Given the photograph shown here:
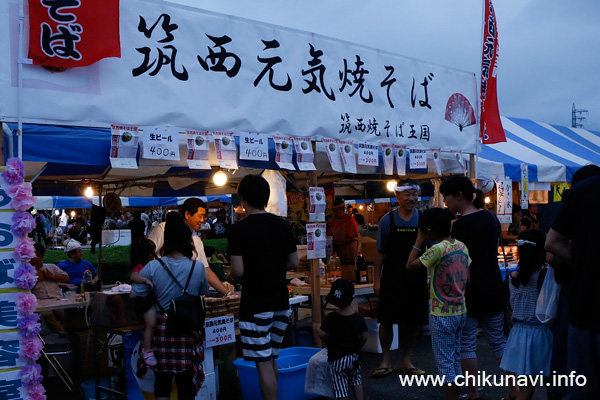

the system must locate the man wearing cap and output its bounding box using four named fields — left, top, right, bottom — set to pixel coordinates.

left=57, top=240, right=99, bottom=286
left=372, top=179, right=428, bottom=376
left=148, top=198, right=234, bottom=297
left=31, top=242, right=70, bottom=333
left=328, top=199, right=359, bottom=264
